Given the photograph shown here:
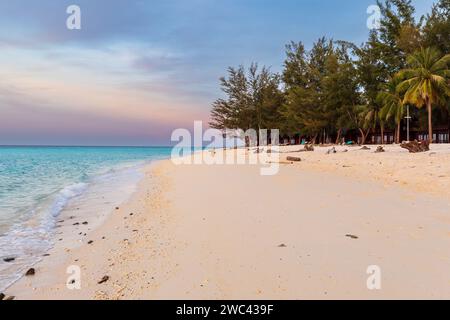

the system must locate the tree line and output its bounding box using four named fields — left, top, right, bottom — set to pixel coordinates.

left=210, top=0, right=450, bottom=144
